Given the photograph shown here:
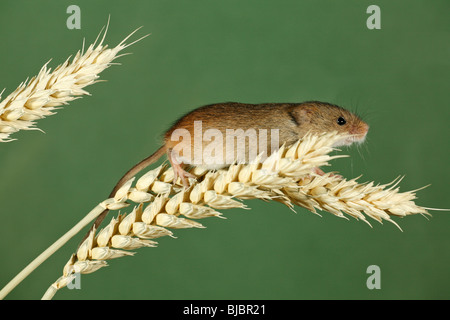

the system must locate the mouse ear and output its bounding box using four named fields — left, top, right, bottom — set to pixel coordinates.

left=289, top=105, right=314, bottom=126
